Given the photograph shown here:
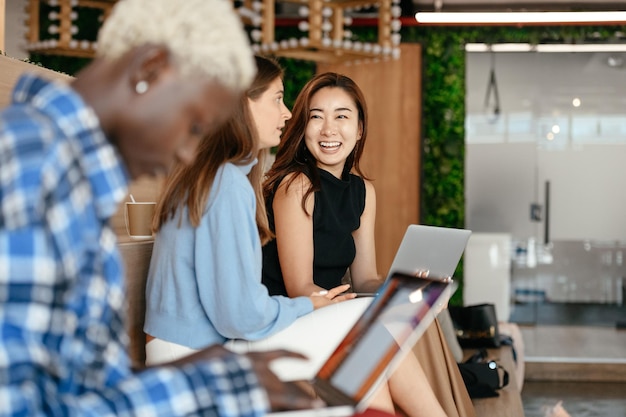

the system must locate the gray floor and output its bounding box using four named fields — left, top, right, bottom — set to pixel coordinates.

left=522, top=381, right=626, bottom=417
left=517, top=325, right=626, bottom=416
left=511, top=255, right=626, bottom=416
